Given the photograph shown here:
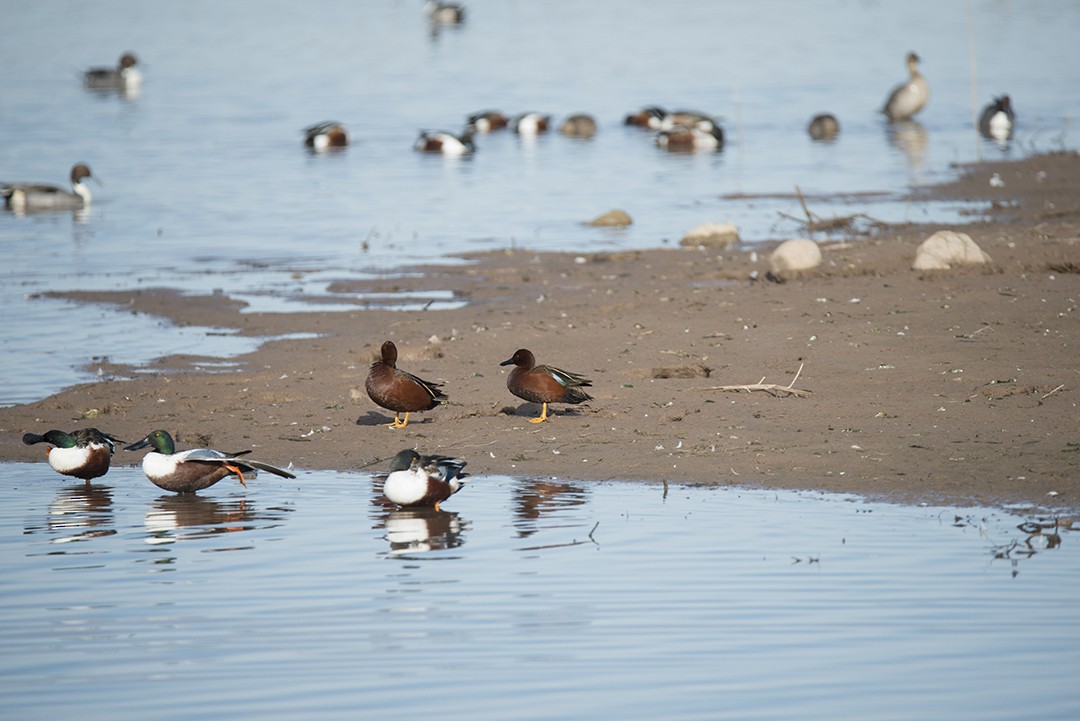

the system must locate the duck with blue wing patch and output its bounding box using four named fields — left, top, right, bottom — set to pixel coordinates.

left=125, top=430, right=296, bottom=494
left=501, top=348, right=593, bottom=423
